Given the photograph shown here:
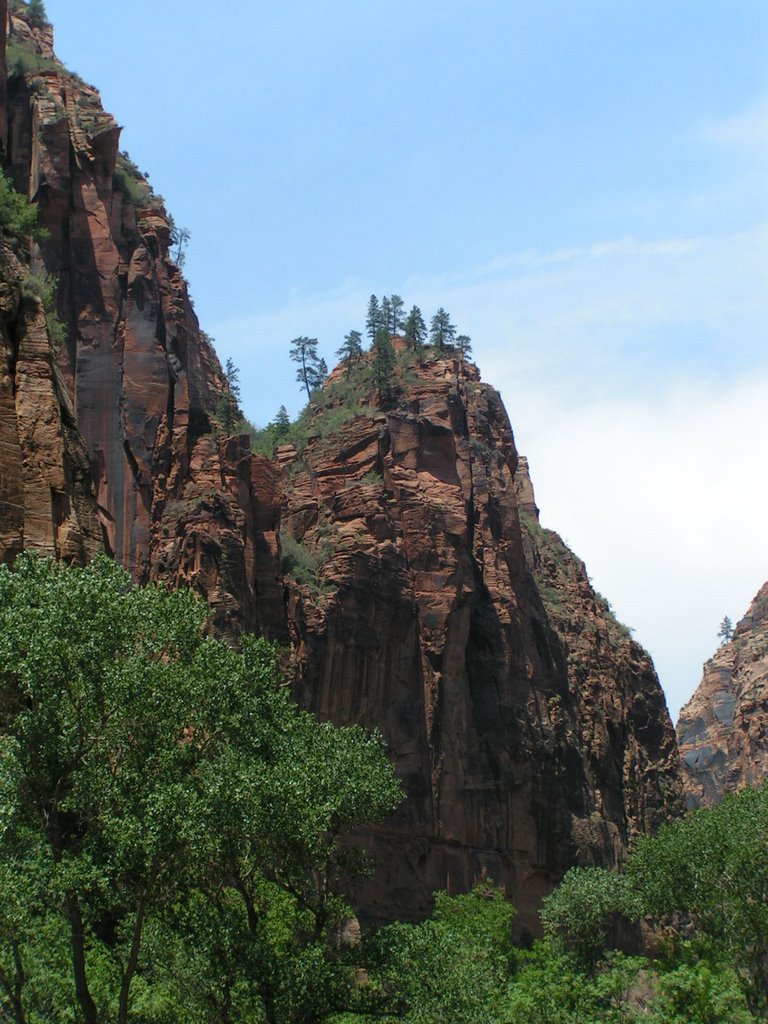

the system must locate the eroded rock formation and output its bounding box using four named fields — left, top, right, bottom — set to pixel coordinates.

left=677, top=584, right=768, bottom=808
left=0, top=6, right=683, bottom=931
left=279, top=357, right=682, bottom=929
